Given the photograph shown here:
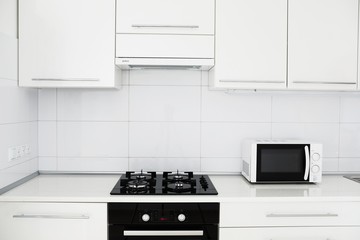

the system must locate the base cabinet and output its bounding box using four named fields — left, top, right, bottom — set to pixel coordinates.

left=0, top=202, right=107, bottom=240
left=220, top=227, right=360, bottom=240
